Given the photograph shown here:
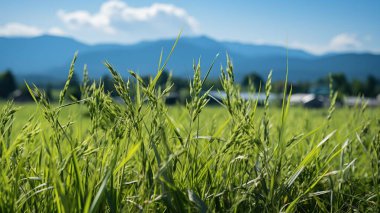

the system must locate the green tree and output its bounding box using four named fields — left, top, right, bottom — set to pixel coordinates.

left=351, top=79, right=364, bottom=96
left=331, top=73, right=351, bottom=95
left=241, top=72, right=264, bottom=91
left=0, top=70, right=17, bottom=99
left=292, top=81, right=311, bottom=93
left=365, top=75, right=379, bottom=97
